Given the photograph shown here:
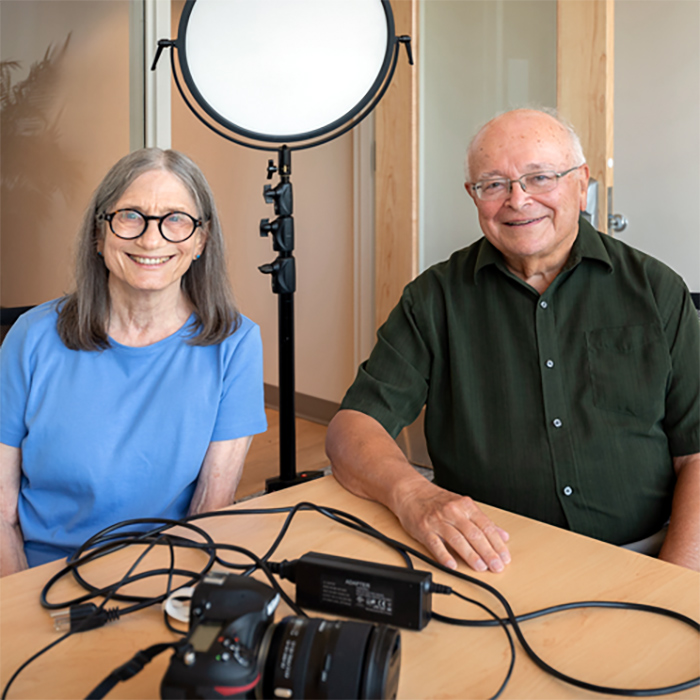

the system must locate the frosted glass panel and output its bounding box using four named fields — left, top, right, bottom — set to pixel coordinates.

left=0, top=1, right=132, bottom=306
left=419, top=0, right=556, bottom=271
